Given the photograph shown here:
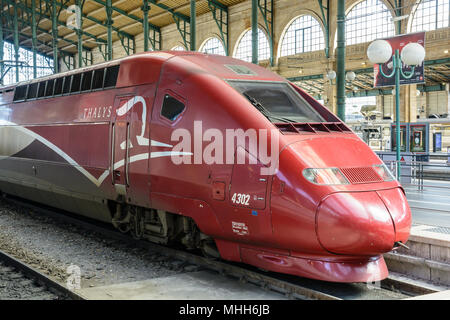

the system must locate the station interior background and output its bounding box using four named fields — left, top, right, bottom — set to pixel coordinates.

left=1, top=0, right=449, bottom=153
